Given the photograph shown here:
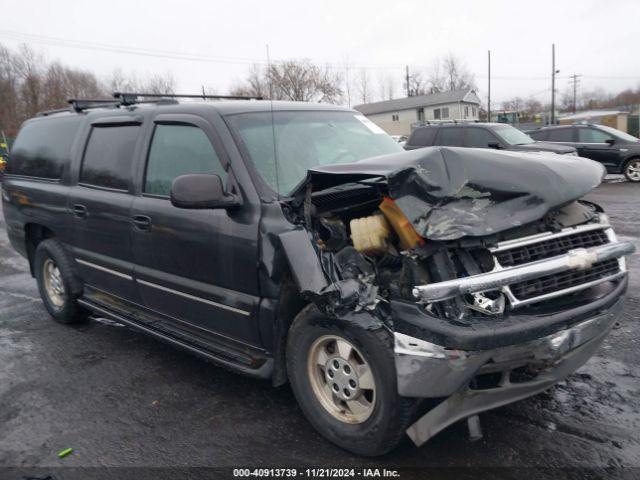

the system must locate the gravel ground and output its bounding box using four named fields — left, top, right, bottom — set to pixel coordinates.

left=0, top=179, right=638, bottom=479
